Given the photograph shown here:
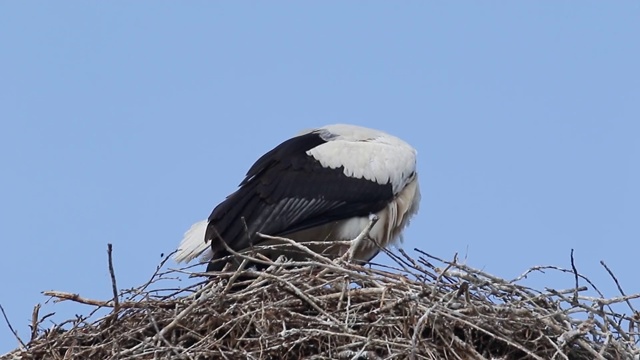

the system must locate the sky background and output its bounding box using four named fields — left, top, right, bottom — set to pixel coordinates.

left=1, top=2, right=639, bottom=353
